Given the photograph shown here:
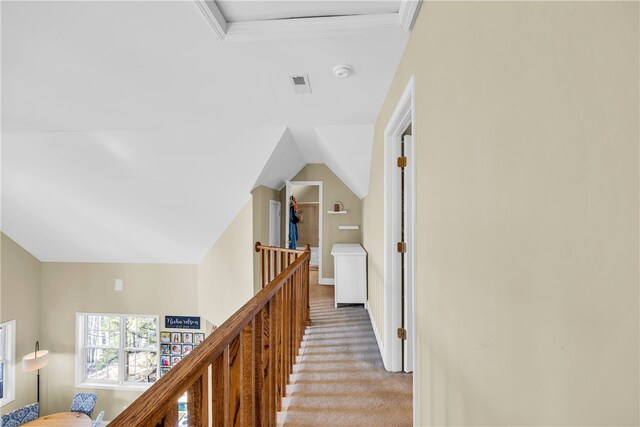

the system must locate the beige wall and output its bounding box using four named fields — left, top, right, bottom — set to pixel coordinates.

left=251, top=186, right=281, bottom=292
left=292, top=185, right=319, bottom=203
left=281, top=164, right=362, bottom=279
left=297, top=204, right=319, bottom=248
left=0, top=234, right=41, bottom=413
left=198, top=198, right=254, bottom=325
left=364, top=2, right=639, bottom=425
left=39, top=261, right=198, bottom=418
